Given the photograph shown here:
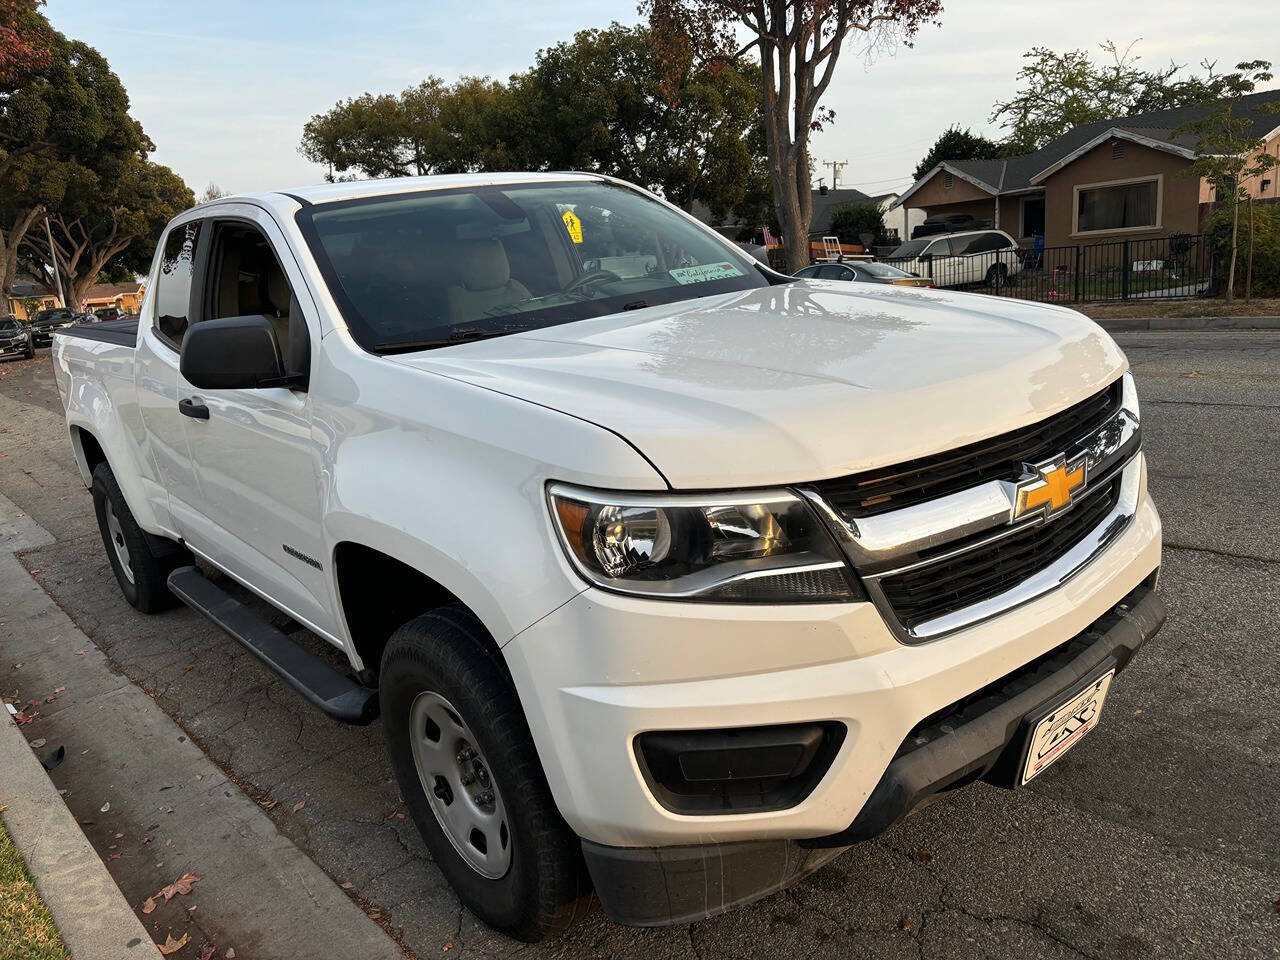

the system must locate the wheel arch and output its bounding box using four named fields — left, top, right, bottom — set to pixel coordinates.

left=331, top=540, right=512, bottom=682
